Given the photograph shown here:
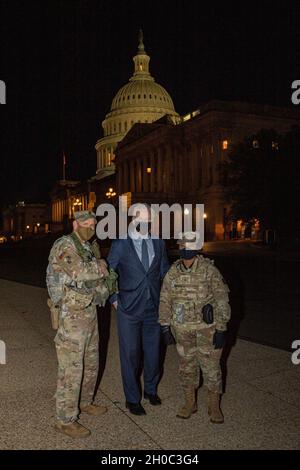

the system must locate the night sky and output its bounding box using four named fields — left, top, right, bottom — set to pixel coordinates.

left=0, top=0, right=299, bottom=206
